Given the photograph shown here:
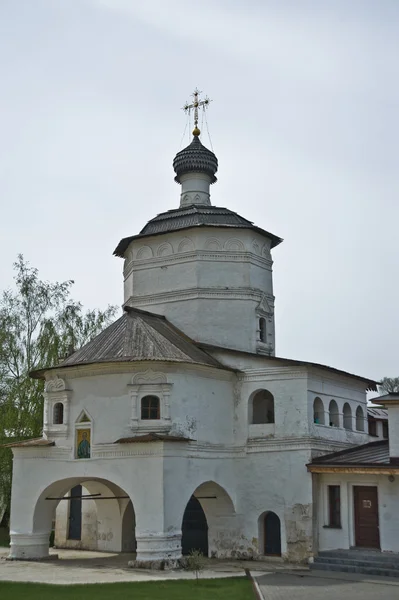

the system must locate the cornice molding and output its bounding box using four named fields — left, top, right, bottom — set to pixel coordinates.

left=126, top=288, right=275, bottom=307
left=125, top=250, right=273, bottom=273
